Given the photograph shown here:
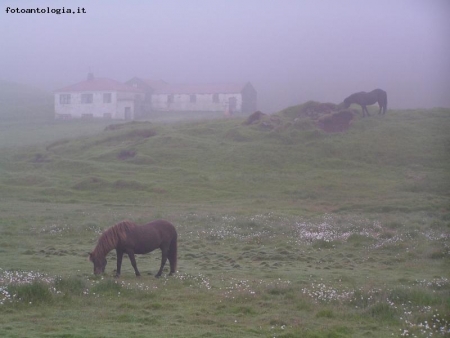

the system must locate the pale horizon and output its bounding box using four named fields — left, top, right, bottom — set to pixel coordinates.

left=1, top=0, right=449, bottom=112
